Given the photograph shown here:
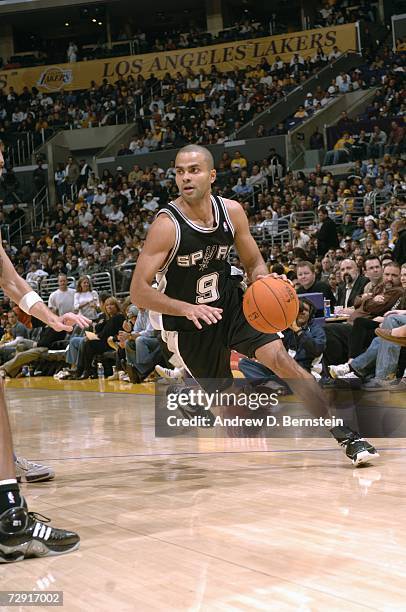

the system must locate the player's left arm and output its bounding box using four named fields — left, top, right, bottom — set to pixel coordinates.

left=226, top=199, right=269, bottom=283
